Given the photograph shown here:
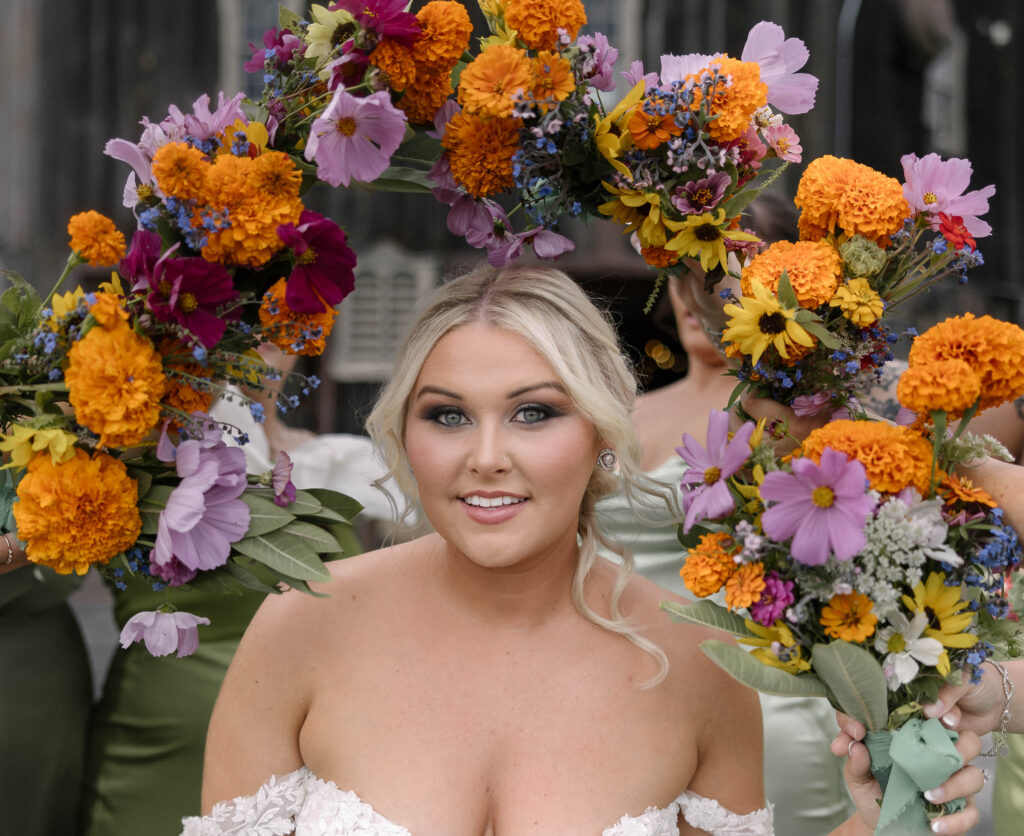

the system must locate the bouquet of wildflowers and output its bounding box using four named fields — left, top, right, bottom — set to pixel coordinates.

left=716, top=152, right=995, bottom=414
left=666, top=312, right=1024, bottom=832
left=428, top=5, right=818, bottom=267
